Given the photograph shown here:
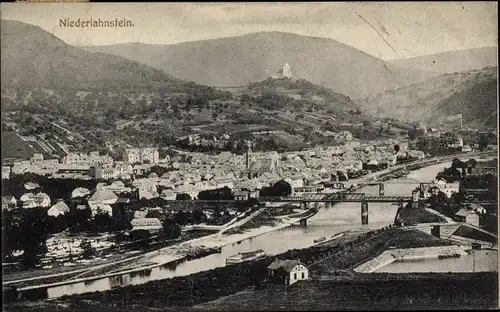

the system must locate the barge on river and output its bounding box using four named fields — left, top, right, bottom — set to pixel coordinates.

left=226, top=249, right=266, bottom=265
